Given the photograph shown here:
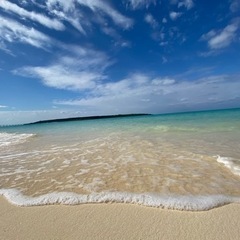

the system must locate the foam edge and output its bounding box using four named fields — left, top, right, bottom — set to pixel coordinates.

left=0, top=189, right=239, bottom=211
